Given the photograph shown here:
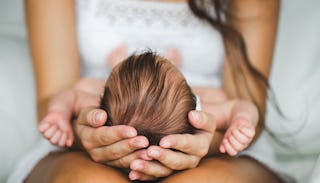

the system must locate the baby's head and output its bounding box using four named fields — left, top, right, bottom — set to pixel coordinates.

left=100, top=52, right=196, bottom=145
